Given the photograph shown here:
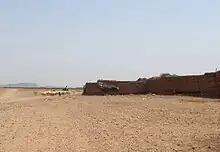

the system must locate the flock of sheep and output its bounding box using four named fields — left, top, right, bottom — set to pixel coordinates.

left=41, top=90, right=72, bottom=96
